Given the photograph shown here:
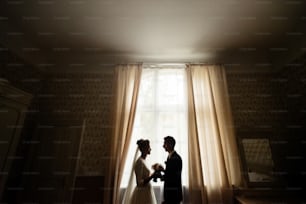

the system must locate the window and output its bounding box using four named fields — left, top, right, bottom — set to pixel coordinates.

left=121, top=66, right=188, bottom=187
